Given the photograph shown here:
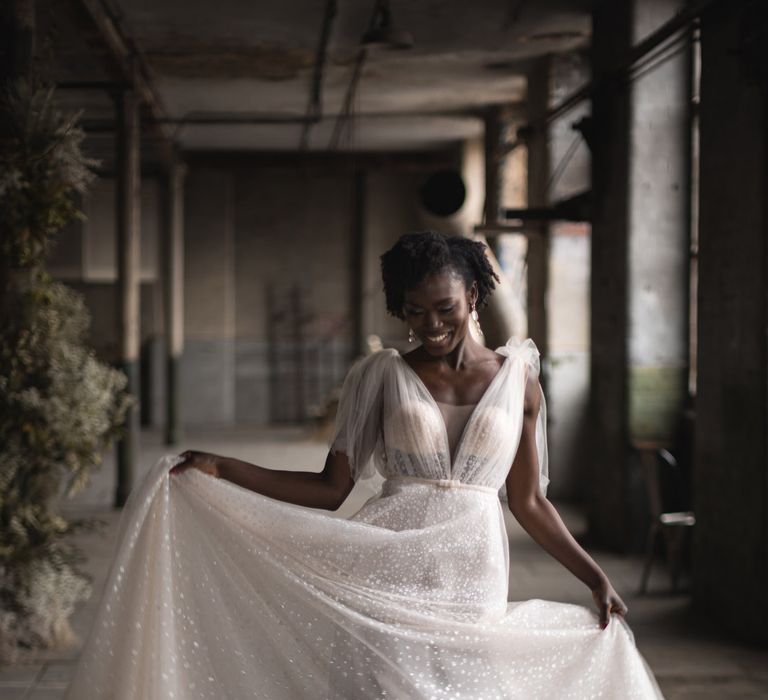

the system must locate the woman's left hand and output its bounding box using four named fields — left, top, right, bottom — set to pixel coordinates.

left=591, top=579, right=628, bottom=629
left=170, top=450, right=220, bottom=478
